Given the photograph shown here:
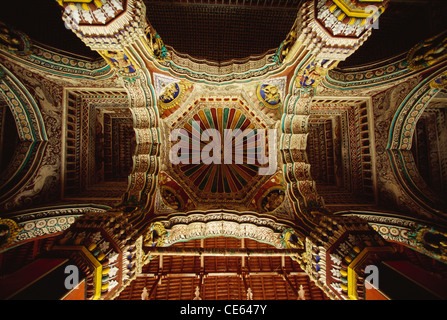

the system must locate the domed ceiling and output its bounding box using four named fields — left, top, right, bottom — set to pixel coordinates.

left=169, top=100, right=270, bottom=204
